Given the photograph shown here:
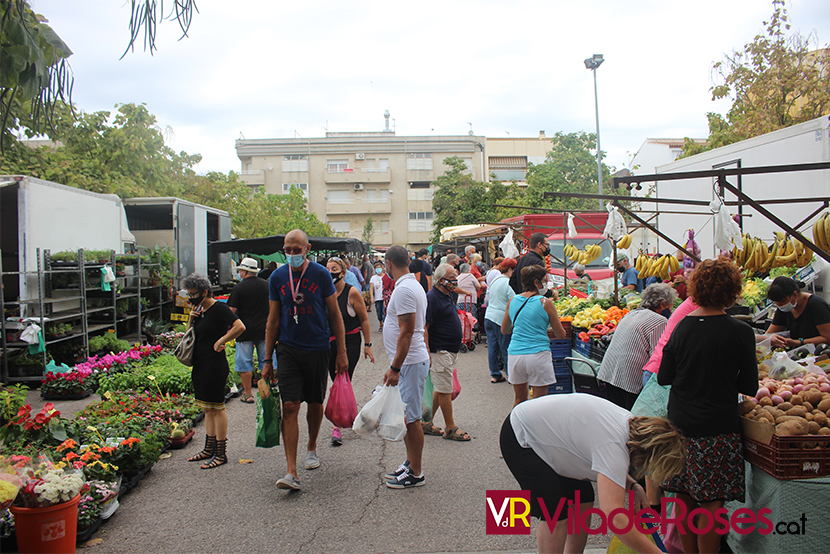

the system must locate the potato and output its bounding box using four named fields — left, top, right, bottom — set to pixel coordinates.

left=808, top=421, right=821, bottom=434
left=806, top=390, right=824, bottom=406
left=806, top=413, right=814, bottom=421
left=776, top=419, right=808, bottom=435
left=771, top=408, right=785, bottom=419
left=818, top=427, right=830, bottom=435
left=778, top=401, right=794, bottom=412
left=791, top=395, right=804, bottom=406
left=758, top=412, right=775, bottom=423
left=738, top=399, right=756, bottom=416
left=759, top=396, right=774, bottom=407
left=804, top=441, right=818, bottom=449
left=775, top=415, right=806, bottom=424
left=785, top=406, right=807, bottom=418
left=817, top=399, right=830, bottom=412
left=813, top=413, right=828, bottom=427
left=761, top=405, right=777, bottom=413
left=803, top=402, right=814, bottom=413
